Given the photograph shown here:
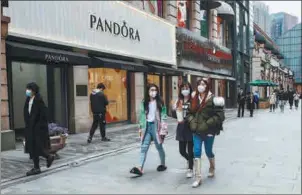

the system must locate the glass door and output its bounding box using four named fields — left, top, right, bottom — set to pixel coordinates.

left=47, top=66, right=68, bottom=127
